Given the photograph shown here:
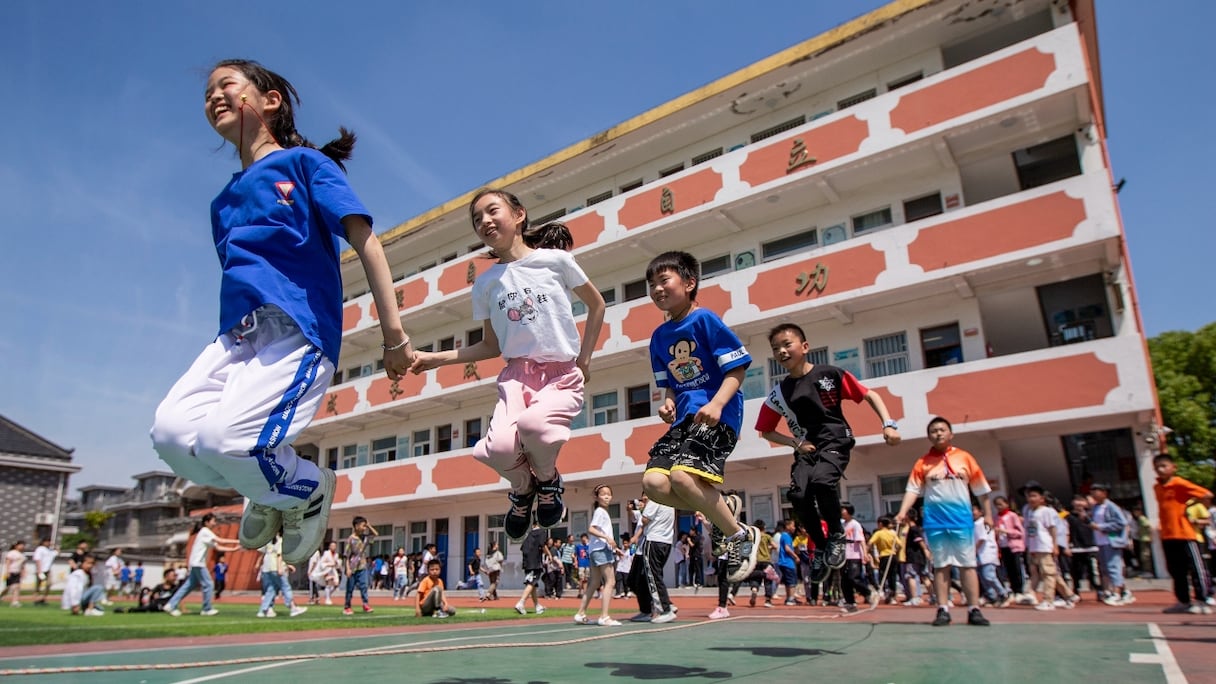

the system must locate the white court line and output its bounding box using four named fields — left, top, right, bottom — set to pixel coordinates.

left=172, top=624, right=599, bottom=684
left=1128, top=623, right=1187, bottom=684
